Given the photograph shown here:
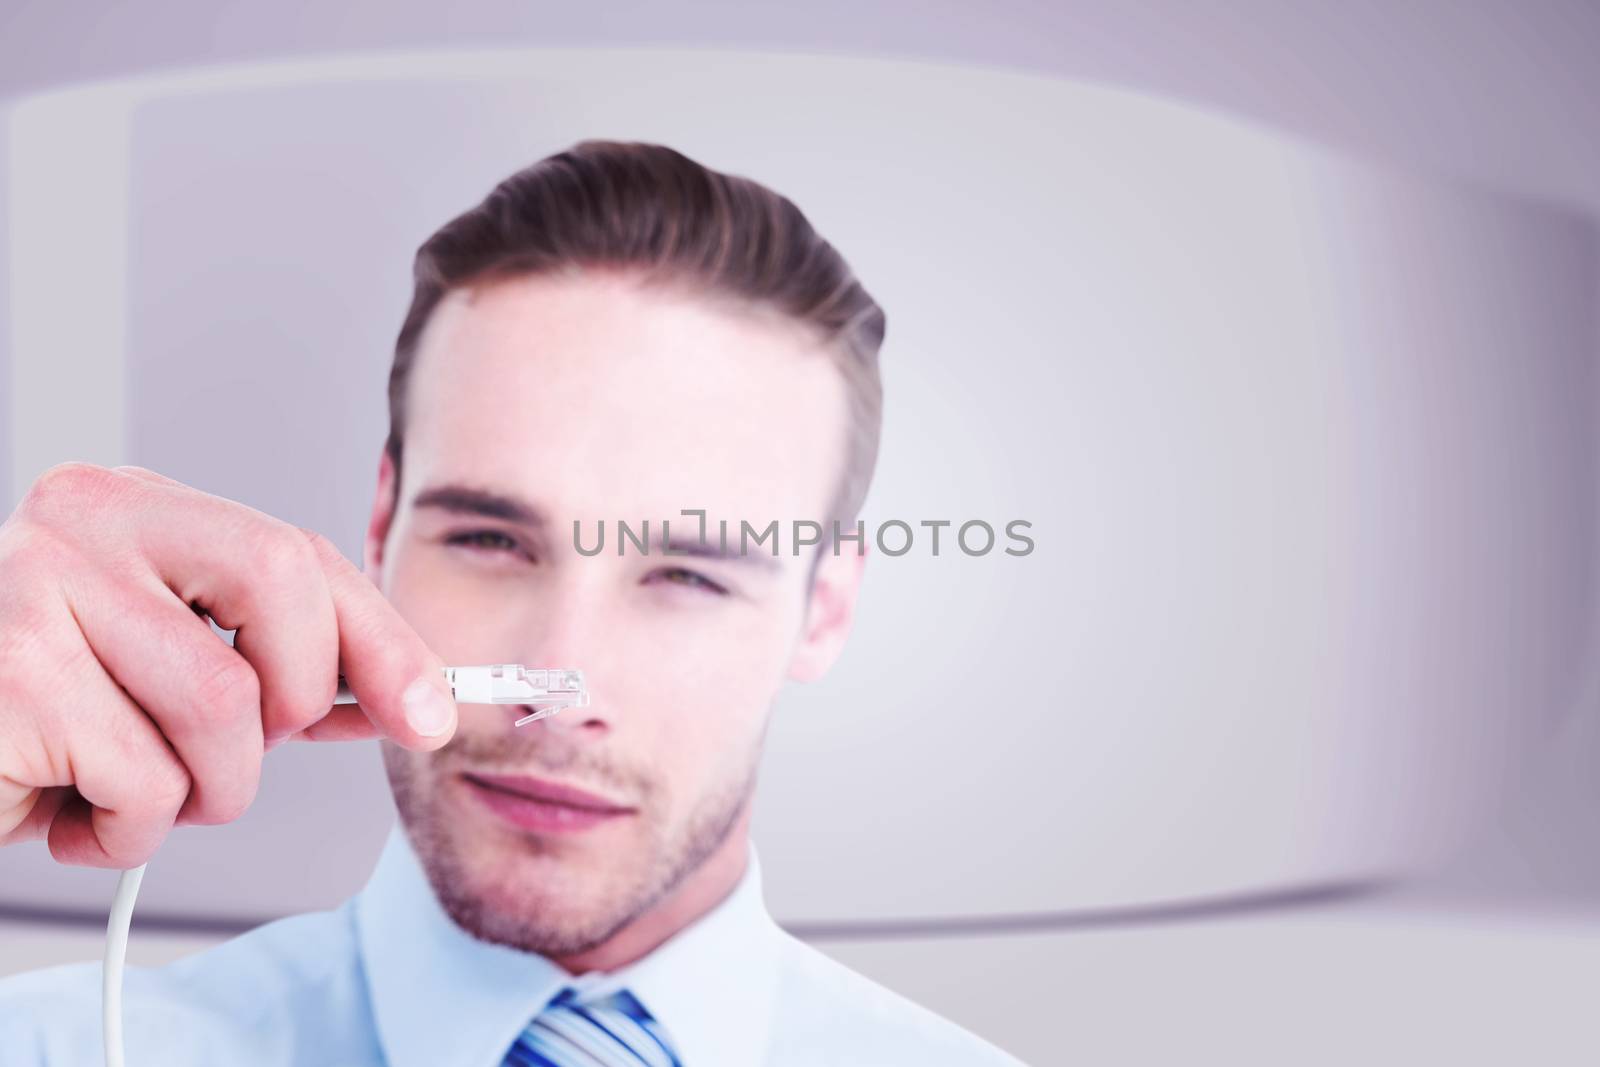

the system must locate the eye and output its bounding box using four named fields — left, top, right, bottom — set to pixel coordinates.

left=444, top=529, right=524, bottom=556
left=648, top=566, right=728, bottom=595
